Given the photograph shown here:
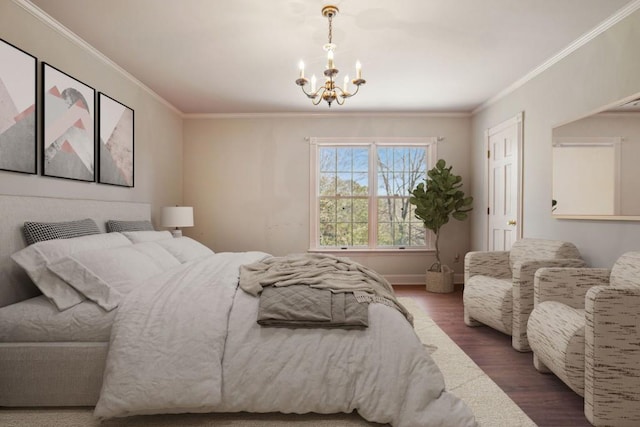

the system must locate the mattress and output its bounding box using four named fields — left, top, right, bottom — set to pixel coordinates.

left=0, top=295, right=114, bottom=342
